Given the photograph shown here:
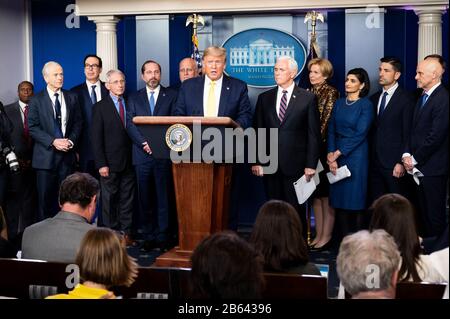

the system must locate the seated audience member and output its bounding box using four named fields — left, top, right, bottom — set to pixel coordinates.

left=337, top=229, right=401, bottom=299
left=369, top=193, right=445, bottom=283
left=47, top=228, right=138, bottom=299
left=21, top=173, right=98, bottom=262
left=190, top=231, right=264, bottom=299
left=1, top=207, right=17, bottom=258
left=250, top=200, right=321, bottom=275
